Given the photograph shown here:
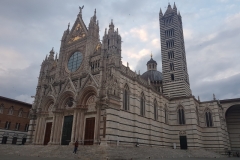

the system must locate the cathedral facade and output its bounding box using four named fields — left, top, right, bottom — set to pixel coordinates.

left=28, top=3, right=240, bottom=152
